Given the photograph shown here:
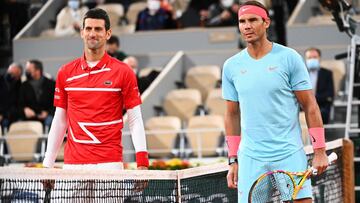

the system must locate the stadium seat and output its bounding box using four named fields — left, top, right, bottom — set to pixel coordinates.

left=112, top=24, right=136, bottom=34
left=163, top=88, right=202, bottom=122
left=6, top=121, right=44, bottom=162
left=187, top=115, right=225, bottom=157
left=126, top=2, right=147, bottom=25
left=205, top=88, right=226, bottom=117
left=96, top=4, right=124, bottom=27
left=320, top=60, right=345, bottom=95
left=145, top=116, right=182, bottom=158
left=185, top=65, right=221, bottom=102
